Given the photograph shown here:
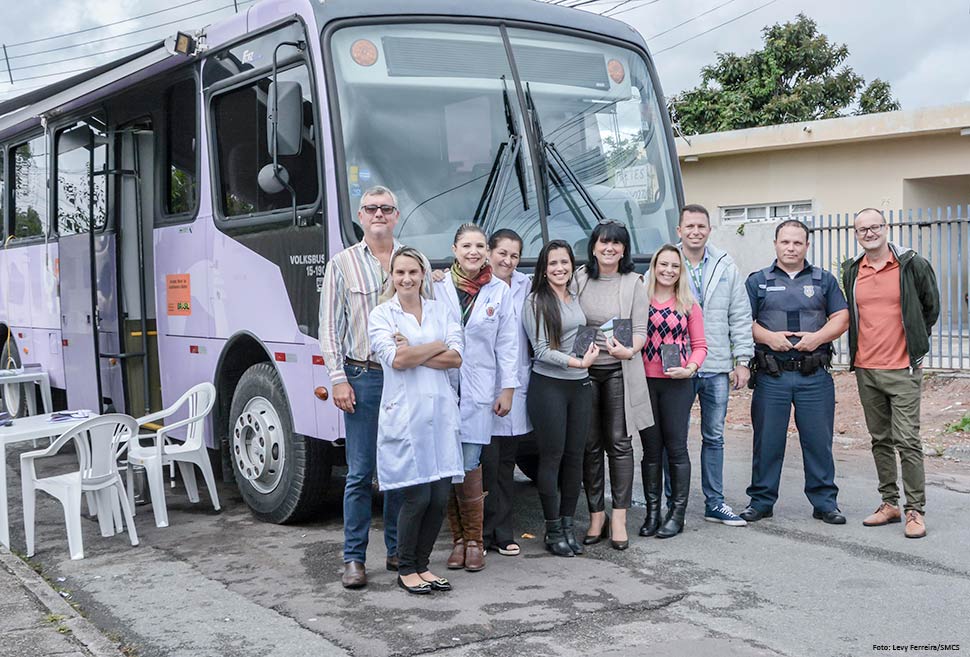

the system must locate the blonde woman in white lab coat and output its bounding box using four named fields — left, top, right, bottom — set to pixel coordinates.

left=369, top=246, right=464, bottom=595
left=433, top=223, right=520, bottom=572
